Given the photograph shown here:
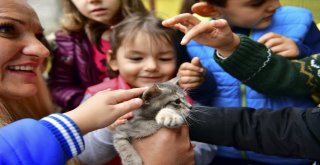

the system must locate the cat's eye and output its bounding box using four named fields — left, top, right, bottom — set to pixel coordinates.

left=174, top=99, right=181, bottom=104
